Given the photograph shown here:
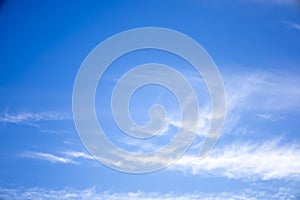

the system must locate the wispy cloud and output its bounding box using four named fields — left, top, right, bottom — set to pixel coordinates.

left=153, top=69, right=300, bottom=136
left=62, top=151, right=94, bottom=160
left=257, top=113, right=273, bottom=120
left=171, top=139, right=300, bottom=180
left=225, top=70, right=300, bottom=112
left=291, top=23, right=300, bottom=30
left=20, top=151, right=94, bottom=164
left=0, top=111, right=70, bottom=125
left=0, top=186, right=297, bottom=200
left=0, top=111, right=72, bottom=134
left=223, top=69, right=300, bottom=133
left=283, top=21, right=300, bottom=31
left=70, top=69, right=300, bottom=173
left=21, top=152, right=77, bottom=164
left=19, top=140, right=300, bottom=181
